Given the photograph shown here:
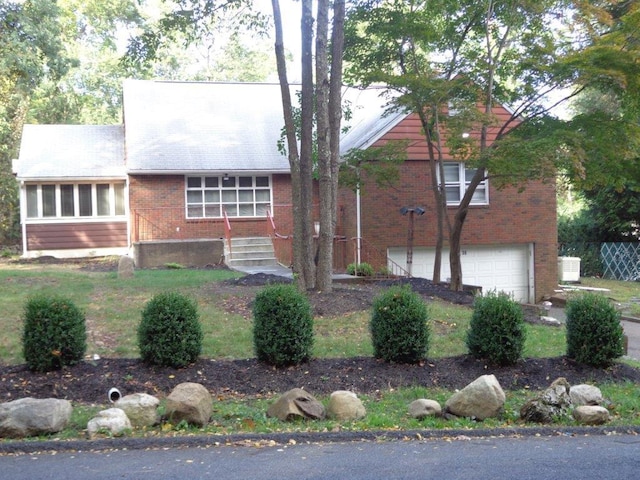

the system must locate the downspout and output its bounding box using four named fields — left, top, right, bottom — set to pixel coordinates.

left=19, top=180, right=27, bottom=257
left=356, top=182, right=361, bottom=265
